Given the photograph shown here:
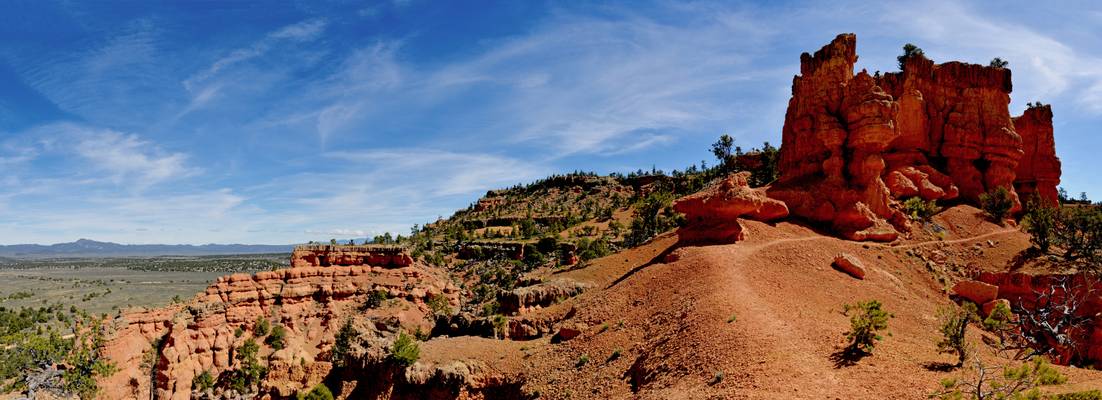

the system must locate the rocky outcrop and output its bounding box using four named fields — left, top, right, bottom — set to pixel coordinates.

left=498, top=279, right=589, bottom=315
left=977, top=272, right=1102, bottom=366
left=100, top=263, right=457, bottom=400
left=769, top=33, right=1048, bottom=241
left=291, top=244, right=414, bottom=268
left=1013, top=104, right=1062, bottom=205
left=458, top=241, right=525, bottom=261
left=952, top=279, right=999, bottom=304
left=672, top=171, right=789, bottom=244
